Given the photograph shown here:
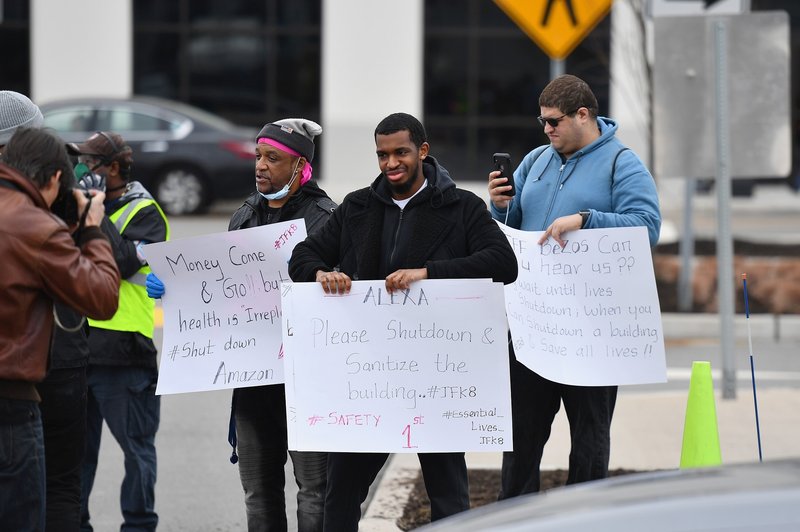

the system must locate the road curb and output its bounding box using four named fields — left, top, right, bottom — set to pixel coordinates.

left=662, top=313, right=800, bottom=340
left=361, top=454, right=418, bottom=531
